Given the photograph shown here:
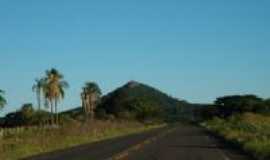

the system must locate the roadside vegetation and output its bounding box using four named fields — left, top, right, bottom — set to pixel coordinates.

left=201, top=95, right=270, bottom=160
left=203, top=113, right=270, bottom=160
left=0, top=120, right=164, bottom=160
